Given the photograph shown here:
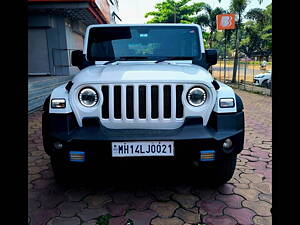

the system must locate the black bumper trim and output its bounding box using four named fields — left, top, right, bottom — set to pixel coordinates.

left=42, top=112, right=245, bottom=157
